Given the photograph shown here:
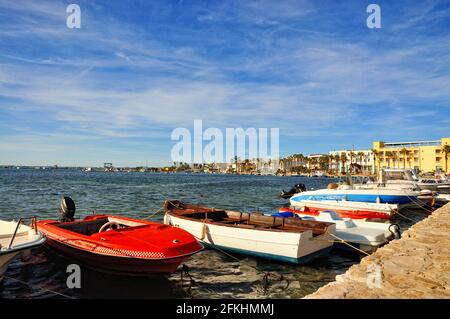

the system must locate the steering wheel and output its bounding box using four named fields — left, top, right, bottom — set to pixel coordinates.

left=99, top=221, right=121, bottom=233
